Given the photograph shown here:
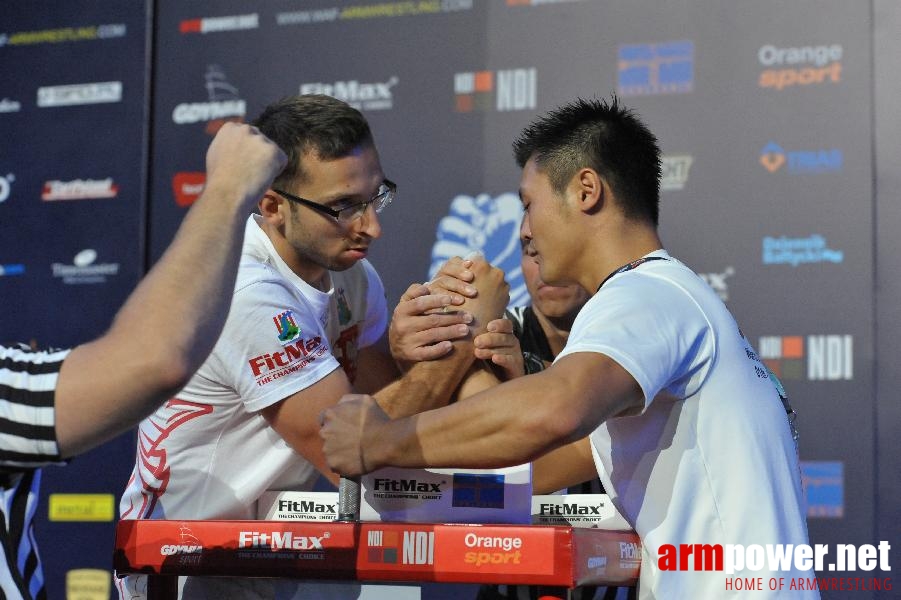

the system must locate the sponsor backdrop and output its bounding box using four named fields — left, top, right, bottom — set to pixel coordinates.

left=2, top=0, right=898, bottom=598
left=0, top=2, right=149, bottom=599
